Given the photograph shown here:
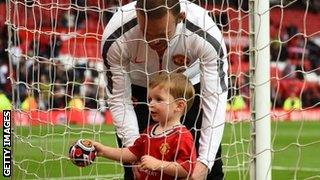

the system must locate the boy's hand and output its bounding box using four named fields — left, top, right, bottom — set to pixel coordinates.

left=85, top=139, right=103, bottom=157
left=139, top=155, right=161, bottom=170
